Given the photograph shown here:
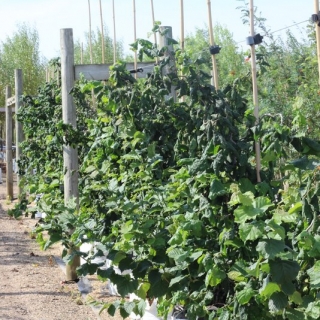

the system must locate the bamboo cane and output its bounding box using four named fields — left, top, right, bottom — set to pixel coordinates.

left=88, top=0, right=93, bottom=63
left=133, top=0, right=138, bottom=78
left=150, top=0, right=159, bottom=63
left=112, top=0, right=117, bottom=63
left=249, top=0, right=261, bottom=183
left=180, top=0, right=185, bottom=102
left=315, top=0, right=320, bottom=84
left=207, top=0, right=219, bottom=89
left=99, top=0, right=105, bottom=64
left=180, top=0, right=185, bottom=51
left=81, top=42, right=84, bottom=64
